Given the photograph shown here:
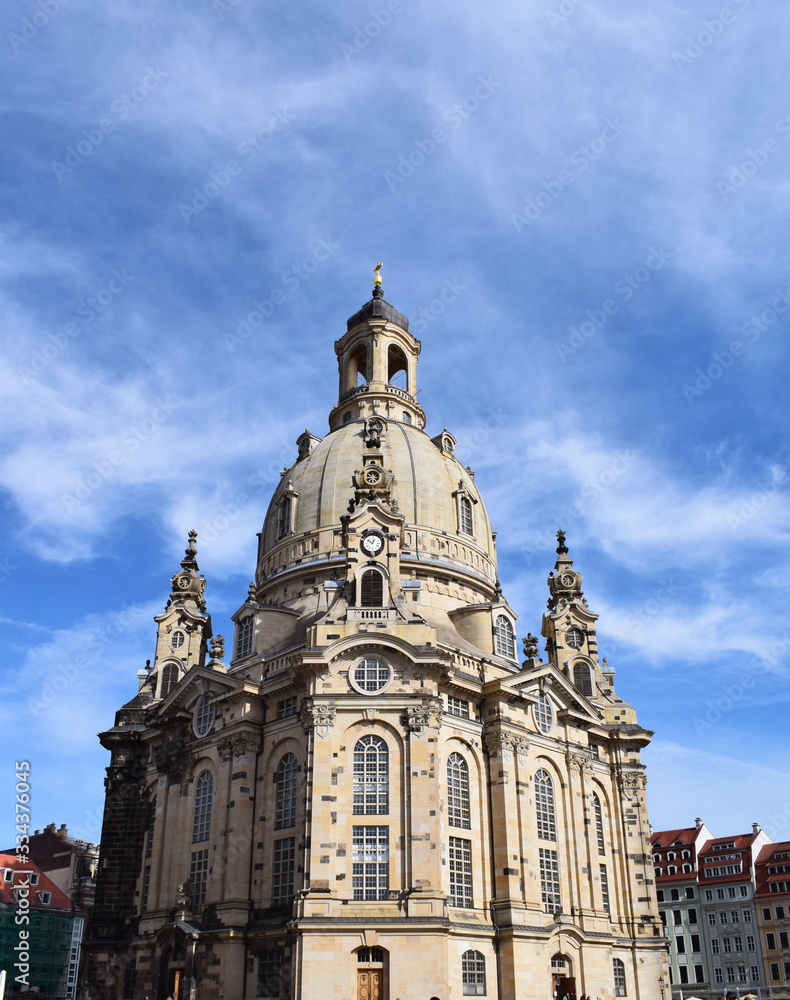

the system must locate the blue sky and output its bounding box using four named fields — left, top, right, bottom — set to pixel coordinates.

left=1, top=0, right=789, bottom=849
